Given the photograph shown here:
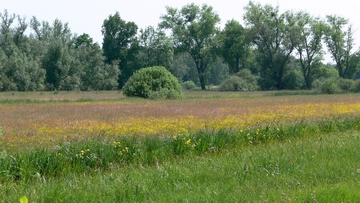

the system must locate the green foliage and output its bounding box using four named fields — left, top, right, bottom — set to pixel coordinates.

left=292, top=11, right=324, bottom=89
left=75, top=44, right=120, bottom=90
left=148, top=88, right=183, bottom=100
left=219, top=76, right=246, bottom=91
left=159, top=3, right=220, bottom=90
left=283, top=68, right=305, bottom=90
left=338, top=78, right=354, bottom=91
left=123, top=66, right=183, bottom=99
left=244, top=2, right=296, bottom=90
left=234, top=69, right=259, bottom=91
left=320, top=78, right=340, bottom=94
left=218, top=20, right=252, bottom=74
left=219, top=69, right=259, bottom=91
left=351, top=80, right=360, bottom=92
left=318, top=78, right=357, bottom=94
left=101, top=12, right=139, bottom=88
left=182, top=80, right=196, bottom=90
left=324, top=15, right=358, bottom=79
left=138, top=26, right=174, bottom=70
